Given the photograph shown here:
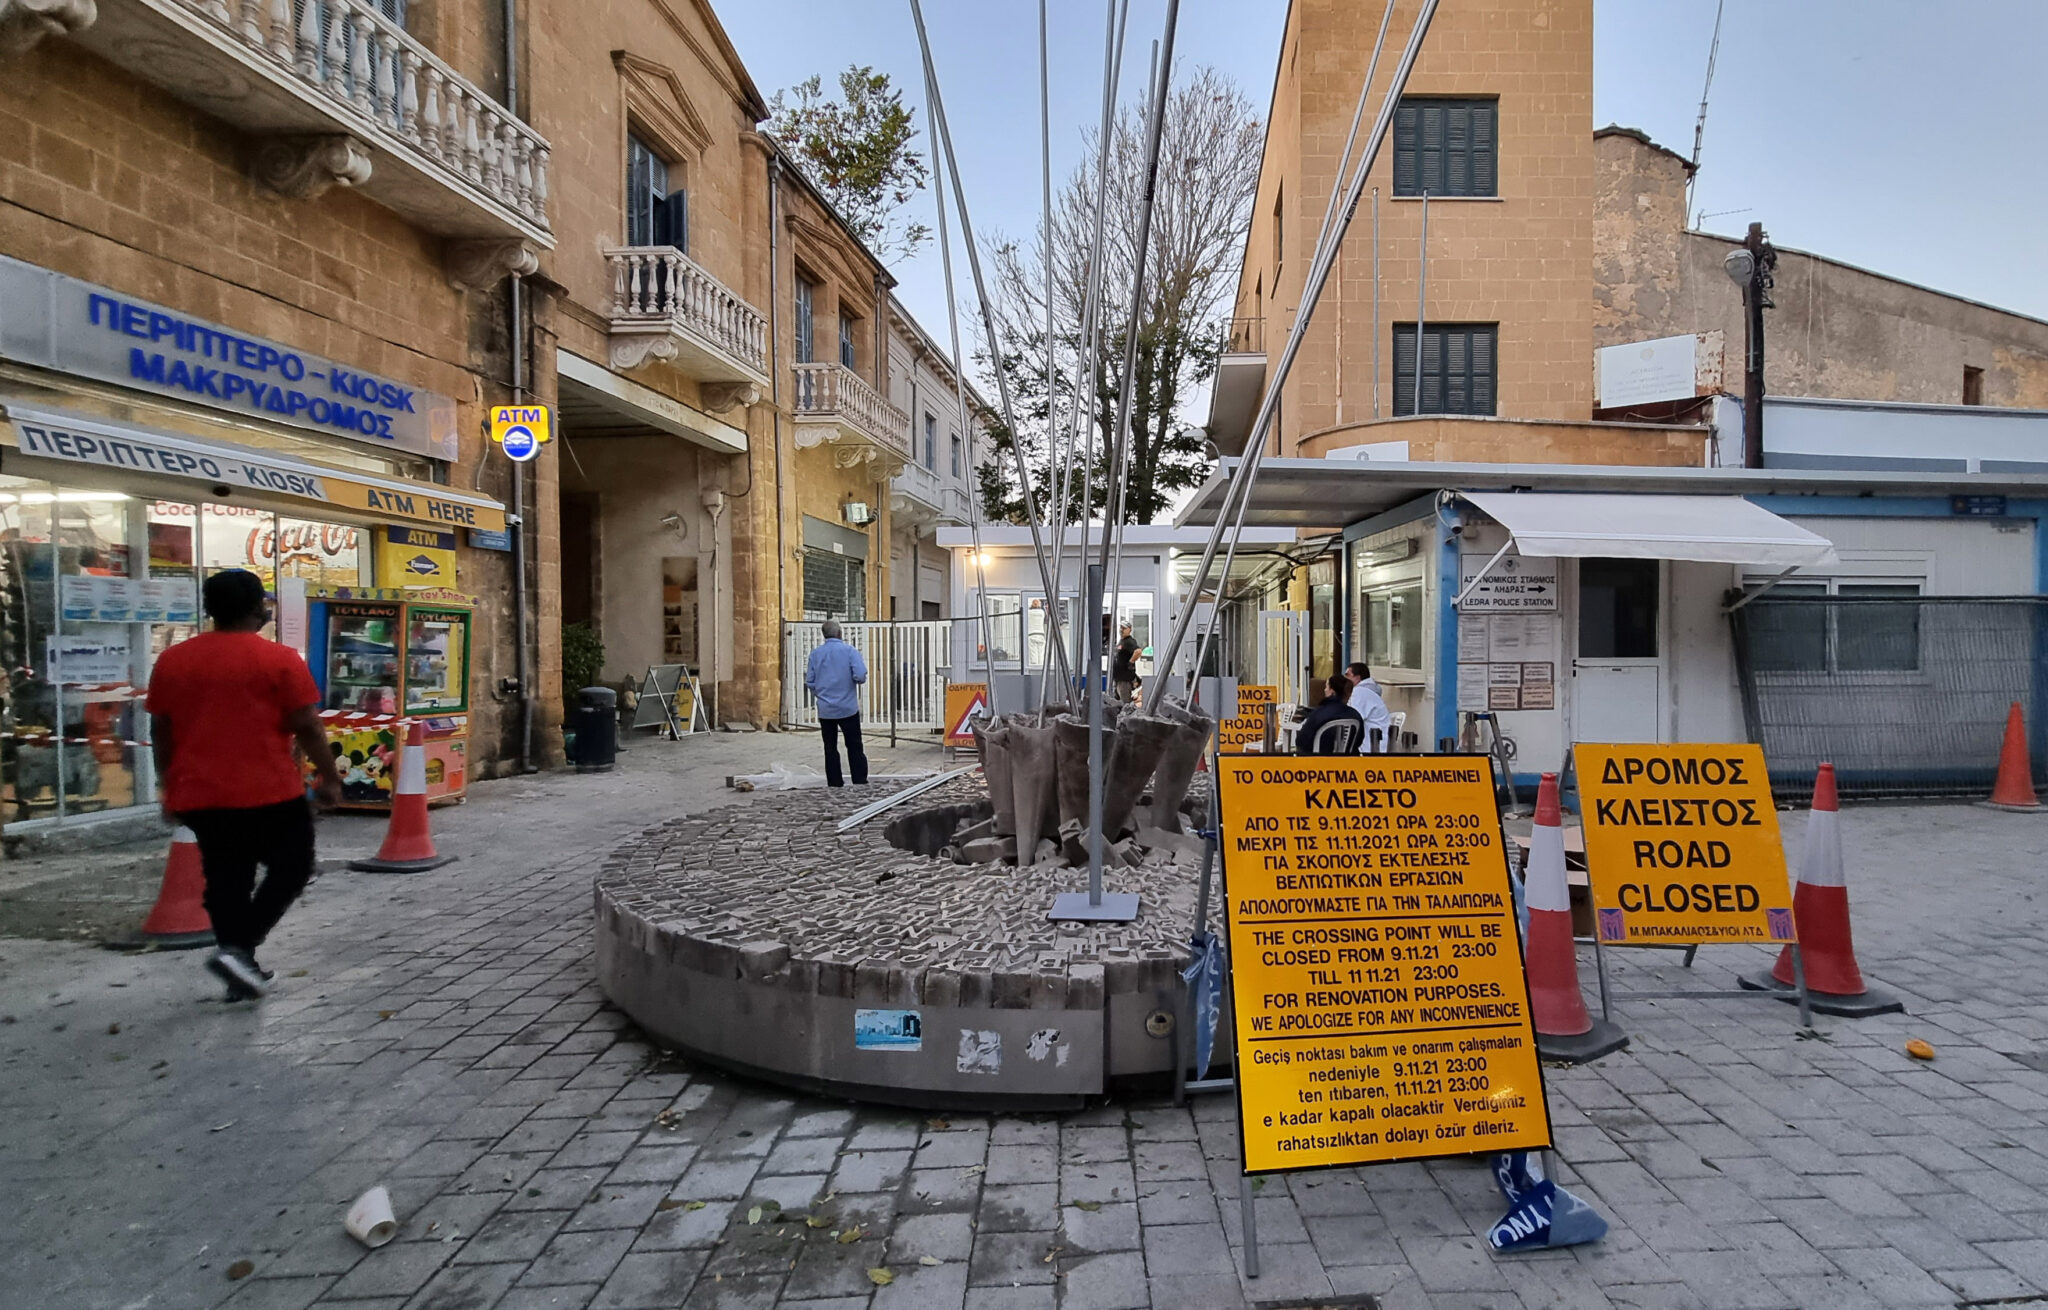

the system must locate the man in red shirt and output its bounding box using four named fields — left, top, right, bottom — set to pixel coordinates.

left=148, top=569, right=343, bottom=999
